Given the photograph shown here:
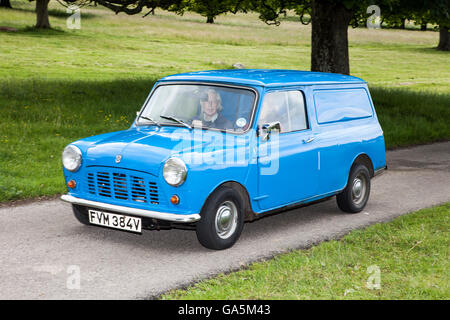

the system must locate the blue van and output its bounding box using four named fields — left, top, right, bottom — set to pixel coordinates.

left=61, top=70, right=386, bottom=250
